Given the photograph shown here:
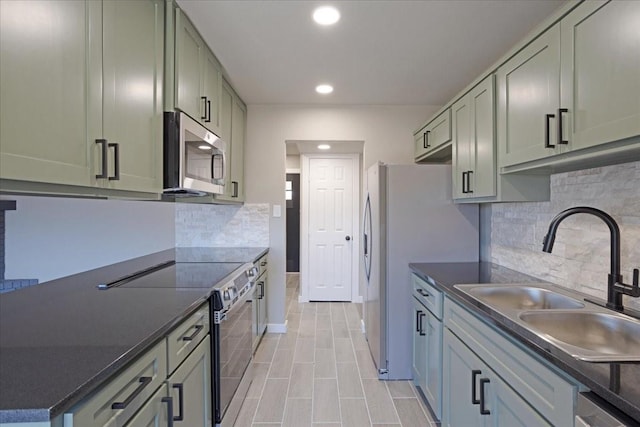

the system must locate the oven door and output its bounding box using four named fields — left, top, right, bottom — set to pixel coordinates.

left=212, top=285, right=254, bottom=426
